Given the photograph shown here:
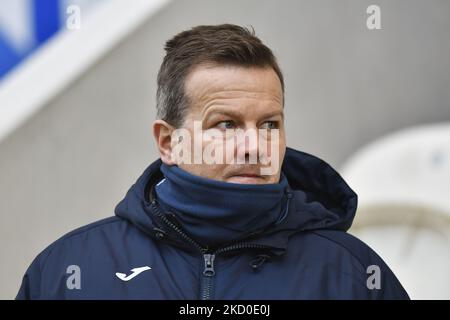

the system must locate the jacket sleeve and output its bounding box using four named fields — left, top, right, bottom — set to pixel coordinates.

left=313, top=230, right=410, bottom=300
left=356, top=239, right=410, bottom=300
left=16, top=250, right=50, bottom=300
left=368, top=259, right=410, bottom=300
